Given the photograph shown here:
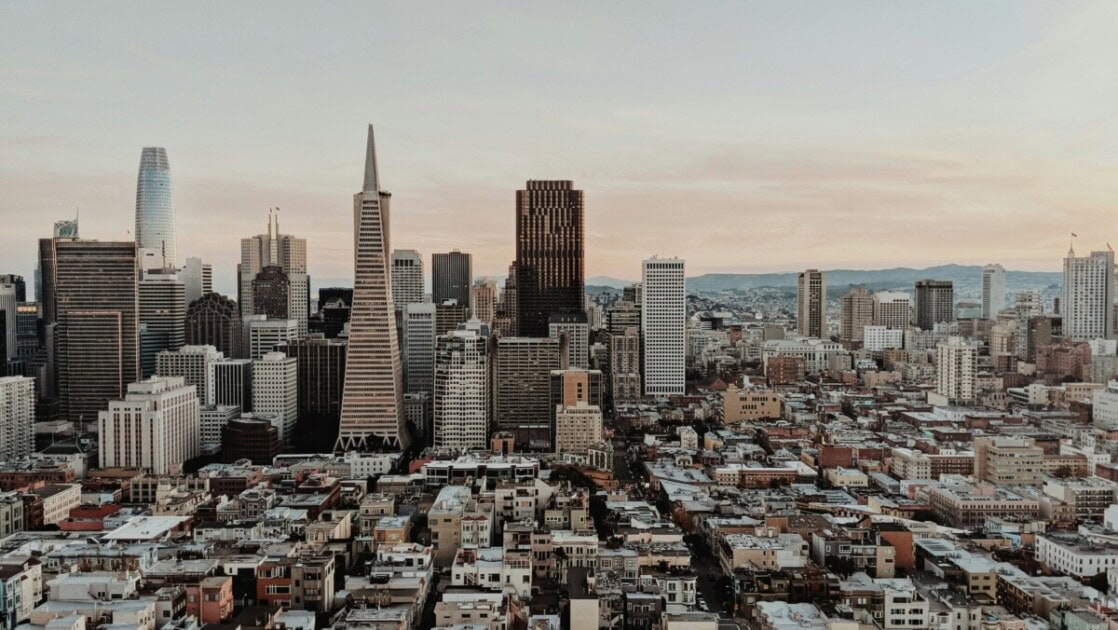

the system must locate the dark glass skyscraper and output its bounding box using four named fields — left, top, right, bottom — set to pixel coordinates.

left=432, top=251, right=472, bottom=309
left=515, top=180, right=585, bottom=337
